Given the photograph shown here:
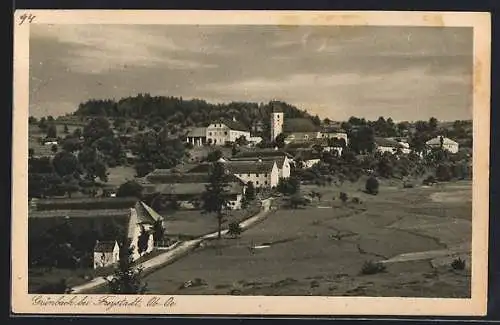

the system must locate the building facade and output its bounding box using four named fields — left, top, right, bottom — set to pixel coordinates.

left=426, top=136, right=459, bottom=154
left=226, top=160, right=280, bottom=188
left=93, top=240, right=120, bottom=269
left=206, top=119, right=251, bottom=145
